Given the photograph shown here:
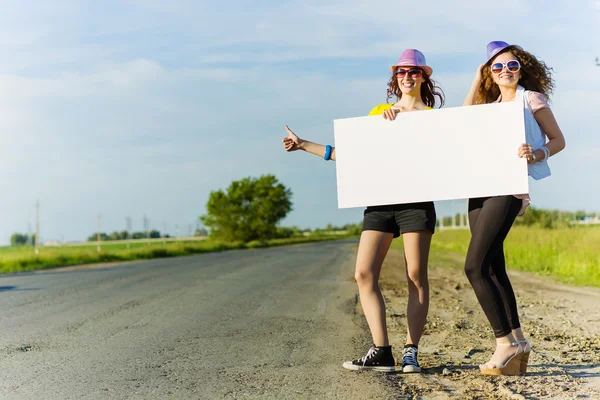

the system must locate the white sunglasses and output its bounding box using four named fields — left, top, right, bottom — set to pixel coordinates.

left=490, top=60, right=521, bottom=74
